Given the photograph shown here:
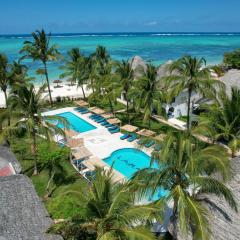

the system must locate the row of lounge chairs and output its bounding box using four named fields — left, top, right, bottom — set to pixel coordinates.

left=120, top=133, right=161, bottom=151
left=89, top=114, right=120, bottom=134
left=75, top=107, right=90, bottom=114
